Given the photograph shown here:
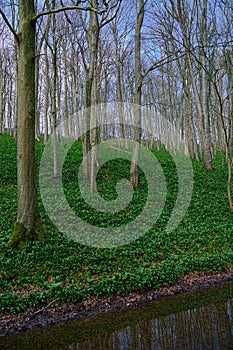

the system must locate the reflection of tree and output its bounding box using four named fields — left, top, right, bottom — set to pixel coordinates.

left=69, top=299, right=233, bottom=349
